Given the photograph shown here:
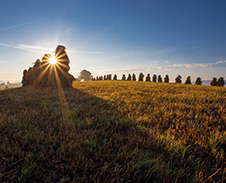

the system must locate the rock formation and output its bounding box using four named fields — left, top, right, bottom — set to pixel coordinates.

left=22, top=45, right=74, bottom=88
